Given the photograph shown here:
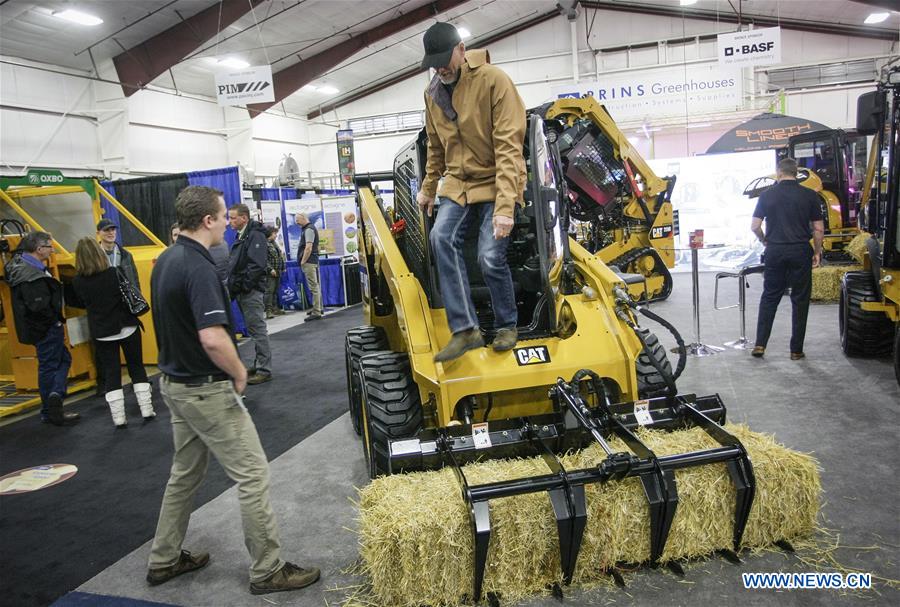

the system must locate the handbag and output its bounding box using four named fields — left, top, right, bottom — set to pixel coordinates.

left=116, top=267, right=150, bottom=316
